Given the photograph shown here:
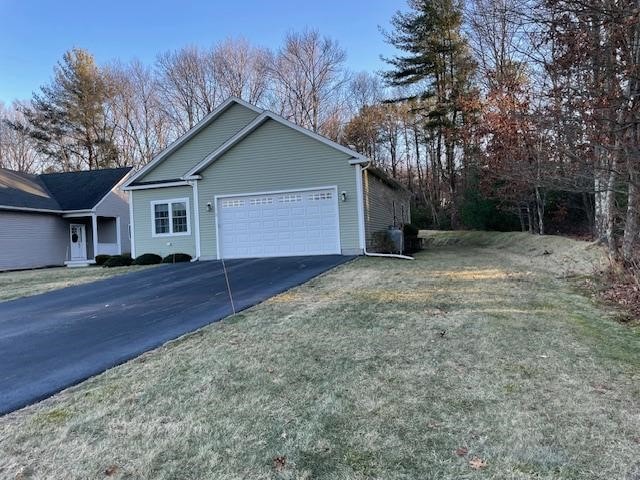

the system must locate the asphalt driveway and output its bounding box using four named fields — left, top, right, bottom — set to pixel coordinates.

left=0, top=255, right=352, bottom=415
